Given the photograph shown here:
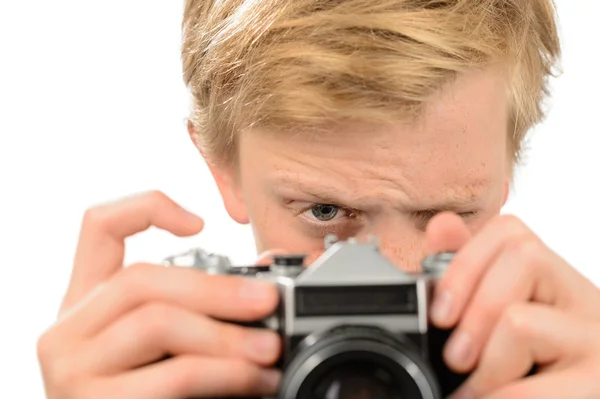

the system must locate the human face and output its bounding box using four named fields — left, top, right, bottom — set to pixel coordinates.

left=209, top=67, right=511, bottom=271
